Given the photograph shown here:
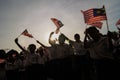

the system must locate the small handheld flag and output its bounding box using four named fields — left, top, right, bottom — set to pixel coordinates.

left=21, top=29, right=33, bottom=38
left=51, top=18, right=64, bottom=29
